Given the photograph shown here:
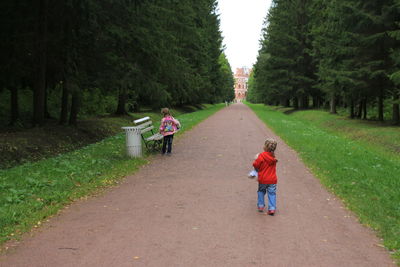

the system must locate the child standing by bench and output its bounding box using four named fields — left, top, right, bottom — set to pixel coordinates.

left=252, top=138, right=278, bottom=215
left=159, top=108, right=180, bottom=155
